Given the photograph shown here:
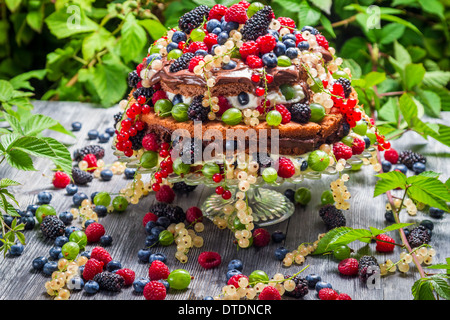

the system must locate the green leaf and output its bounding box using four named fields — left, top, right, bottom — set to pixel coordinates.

left=4, top=149, right=35, bottom=171
left=379, top=23, right=405, bottom=45
left=0, top=178, right=20, bottom=188
left=81, top=28, right=114, bottom=61
left=393, top=41, right=412, bottom=68
left=119, top=14, right=147, bottom=63
left=5, top=0, right=22, bottom=12
left=2, top=112, right=24, bottom=135
left=422, top=71, right=450, bottom=88
left=26, top=10, right=44, bottom=32
left=45, top=8, right=98, bottom=39
left=379, top=14, right=421, bottom=35
left=0, top=80, right=15, bottom=102
left=318, top=15, right=335, bottom=38
left=329, top=228, right=373, bottom=246
left=429, top=276, right=450, bottom=300
left=9, top=69, right=47, bottom=91
left=417, top=90, right=441, bottom=118
left=418, top=0, right=444, bottom=19
left=40, top=137, right=73, bottom=176
left=406, top=176, right=450, bottom=211
left=404, top=63, right=426, bottom=91
left=398, top=93, right=418, bottom=128
left=312, top=227, right=353, bottom=255
left=378, top=98, right=399, bottom=124
left=298, top=0, right=321, bottom=27
left=364, top=71, right=386, bottom=88
left=381, top=223, right=413, bottom=233
left=0, top=194, right=19, bottom=216
left=374, top=171, right=407, bottom=197
left=139, top=19, right=168, bottom=41
left=412, top=279, right=436, bottom=300
left=22, top=114, right=75, bottom=138
left=310, top=0, right=332, bottom=14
